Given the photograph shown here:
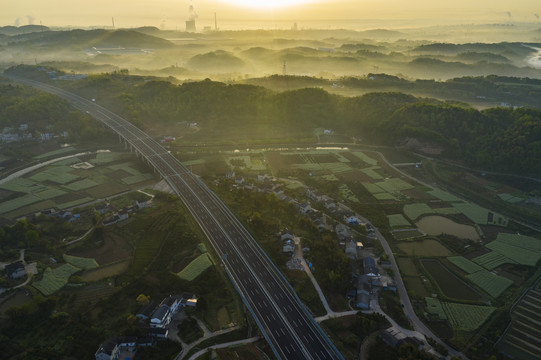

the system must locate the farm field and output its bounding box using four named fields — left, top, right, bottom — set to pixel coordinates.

left=442, top=302, right=496, bottom=332
left=466, top=270, right=513, bottom=298
left=177, top=253, right=214, bottom=281
left=32, top=263, right=81, bottom=296
left=80, top=260, right=131, bottom=282
left=421, top=259, right=483, bottom=301
left=63, top=254, right=99, bottom=270
left=388, top=214, right=411, bottom=228
left=392, top=229, right=424, bottom=240
left=425, top=297, right=447, bottom=319
left=447, top=256, right=484, bottom=274
left=452, top=203, right=508, bottom=226
left=497, top=284, right=541, bottom=360
left=472, top=233, right=541, bottom=269
left=397, top=257, right=419, bottom=276
left=0, top=150, right=158, bottom=219
left=403, top=203, right=435, bottom=221
left=397, top=239, right=452, bottom=257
